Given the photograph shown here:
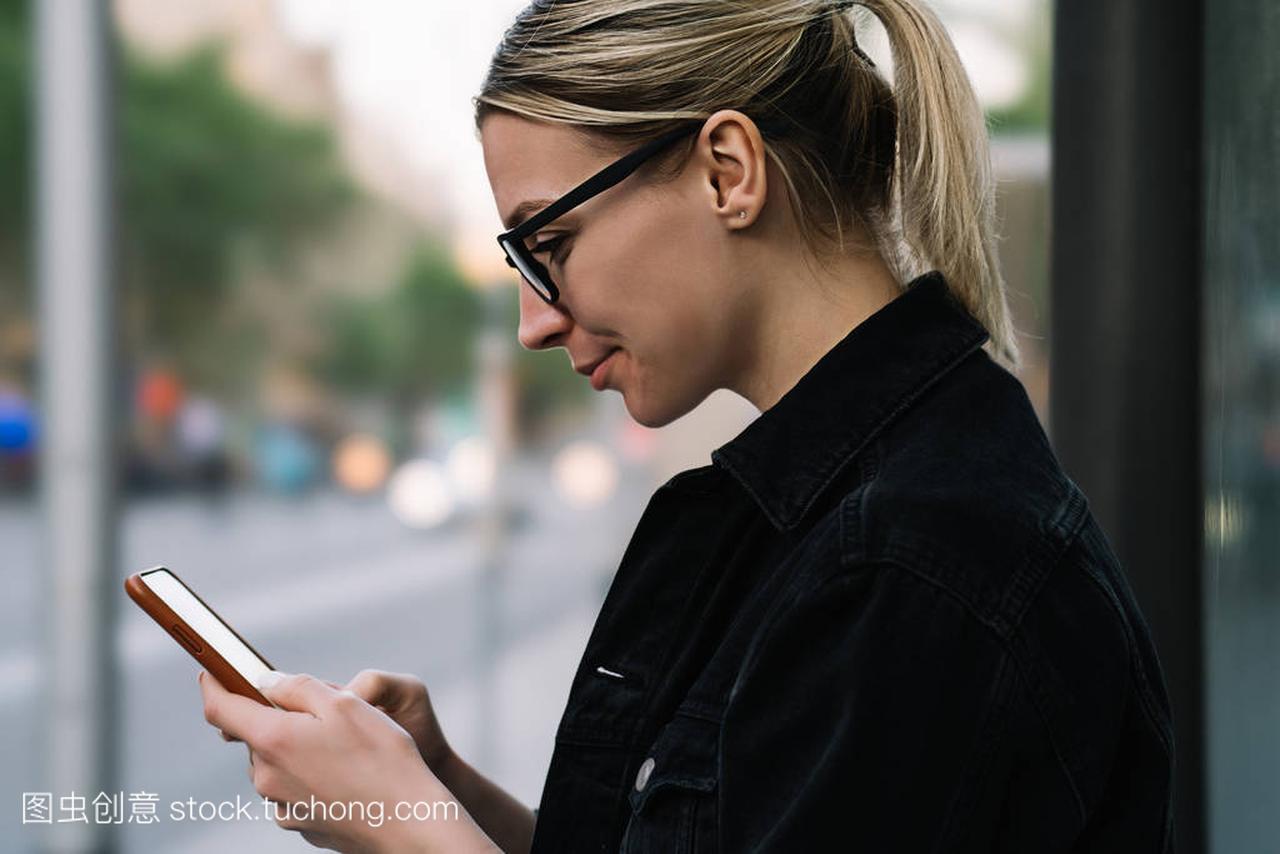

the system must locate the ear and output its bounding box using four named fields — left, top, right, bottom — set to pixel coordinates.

left=695, top=109, right=769, bottom=230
